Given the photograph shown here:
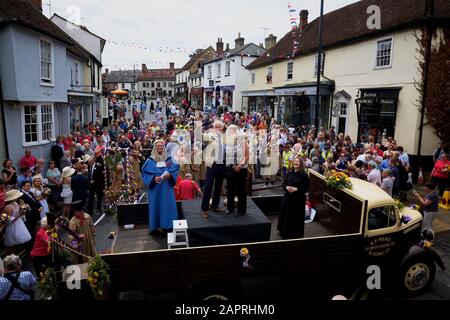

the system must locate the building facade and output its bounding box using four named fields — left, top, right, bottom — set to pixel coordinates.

left=247, top=0, right=450, bottom=165
left=137, top=63, right=180, bottom=100
left=202, top=35, right=265, bottom=112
